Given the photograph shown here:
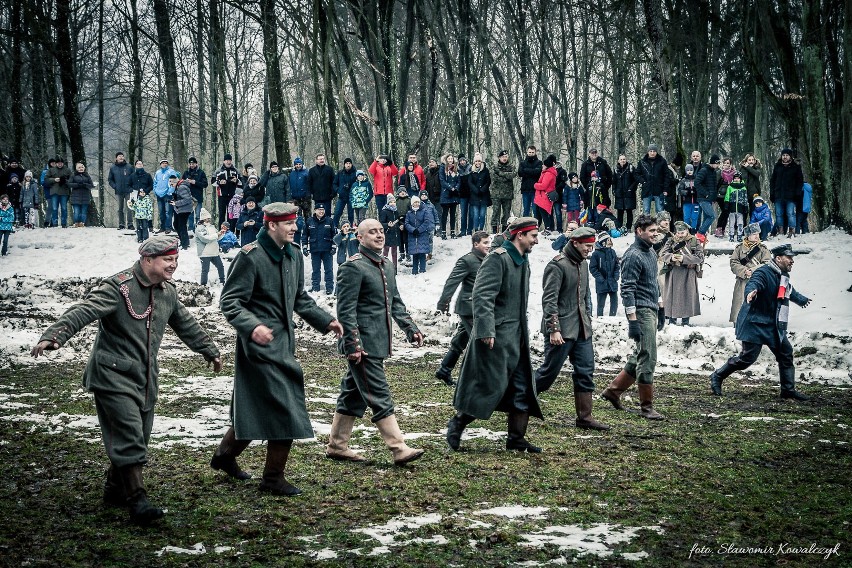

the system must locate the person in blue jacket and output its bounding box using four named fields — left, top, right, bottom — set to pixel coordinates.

left=301, top=203, right=336, bottom=294
left=152, top=159, right=179, bottom=232
left=405, top=196, right=436, bottom=275
left=796, top=181, right=812, bottom=235
left=236, top=196, right=264, bottom=245
left=710, top=243, right=811, bottom=401
left=289, top=157, right=311, bottom=220
left=749, top=196, right=774, bottom=241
